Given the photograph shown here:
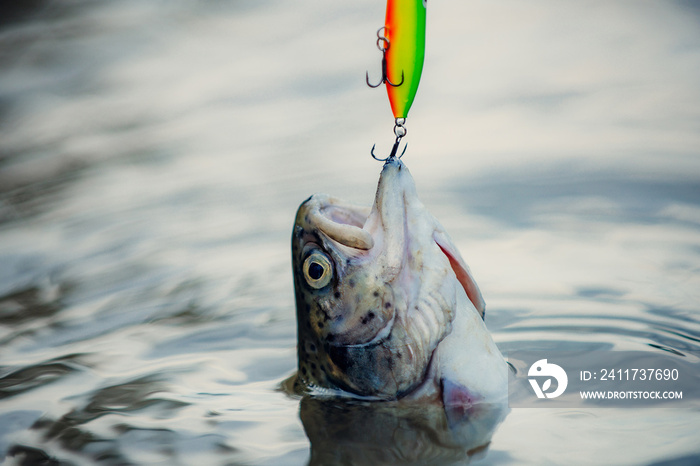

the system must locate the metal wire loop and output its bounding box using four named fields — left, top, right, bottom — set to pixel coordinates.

left=375, top=28, right=390, bottom=52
